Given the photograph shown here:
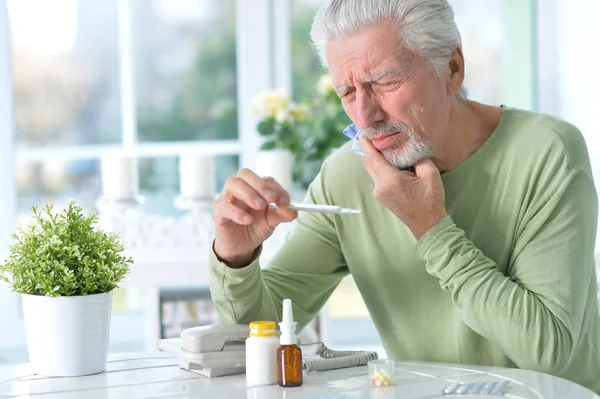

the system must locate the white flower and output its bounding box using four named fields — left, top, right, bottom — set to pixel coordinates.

left=251, top=88, right=290, bottom=118
left=289, top=104, right=311, bottom=122
left=275, top=108, right=290, bottom=123
left=317, top=74, right=335, bottom=95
